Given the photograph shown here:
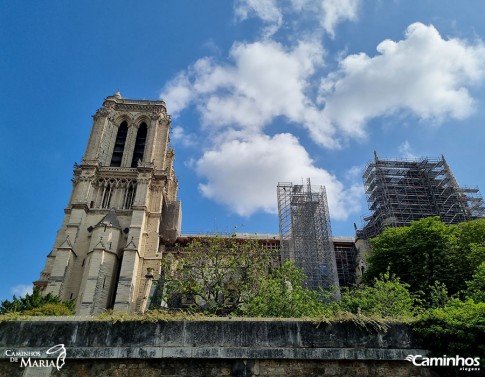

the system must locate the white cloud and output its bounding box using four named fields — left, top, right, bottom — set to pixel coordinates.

left=161, top=39, right=342, bottom=148
left=320, top=23, right=485, bottom=138
left=235, top=0, right=282, bottom=38
left=235, top=0, right=361, bottom=38
left=160, top=72, right=194, bottom=115
left=398, top=140, right=417, bottom=159
left=195, top=133, right=361, bottom=219
left=10, top=284, right=32, bottom=297
left=160, top=20, right=485, bottom=223
left=320, top=0, right=360, bottom=37
left=344, top=165, right=363, bottom=182
left=163, top=23, right=485, bottom=151
left=171, top=126, right=198, bottom=147
left=291, top=0, right=360, bottom=37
